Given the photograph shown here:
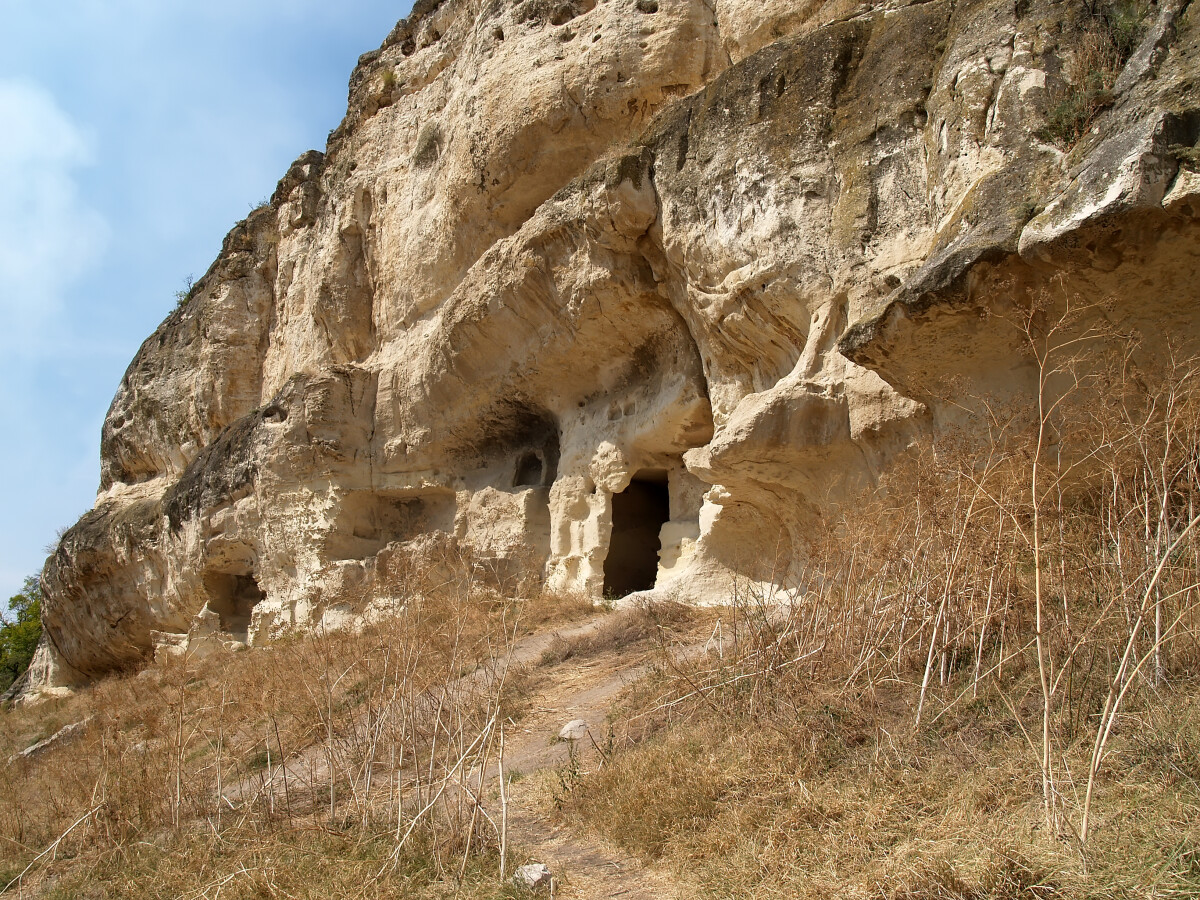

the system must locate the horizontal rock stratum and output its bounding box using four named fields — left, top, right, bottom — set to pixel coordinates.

left=30, top=0, right=1200, bottom=690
